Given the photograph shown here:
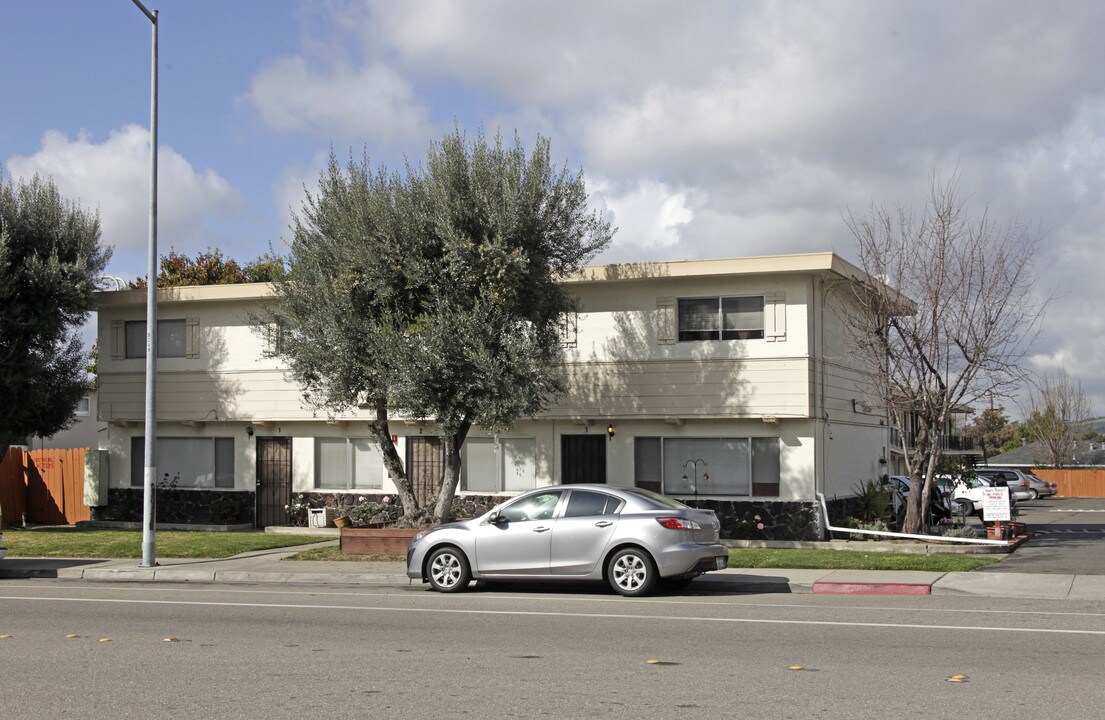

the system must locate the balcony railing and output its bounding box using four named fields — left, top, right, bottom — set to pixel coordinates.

left=889, top=428, right=976, bottom=453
